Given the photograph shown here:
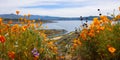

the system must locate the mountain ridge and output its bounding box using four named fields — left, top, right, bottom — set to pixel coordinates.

left=0, top=14, right=112, bottom=20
